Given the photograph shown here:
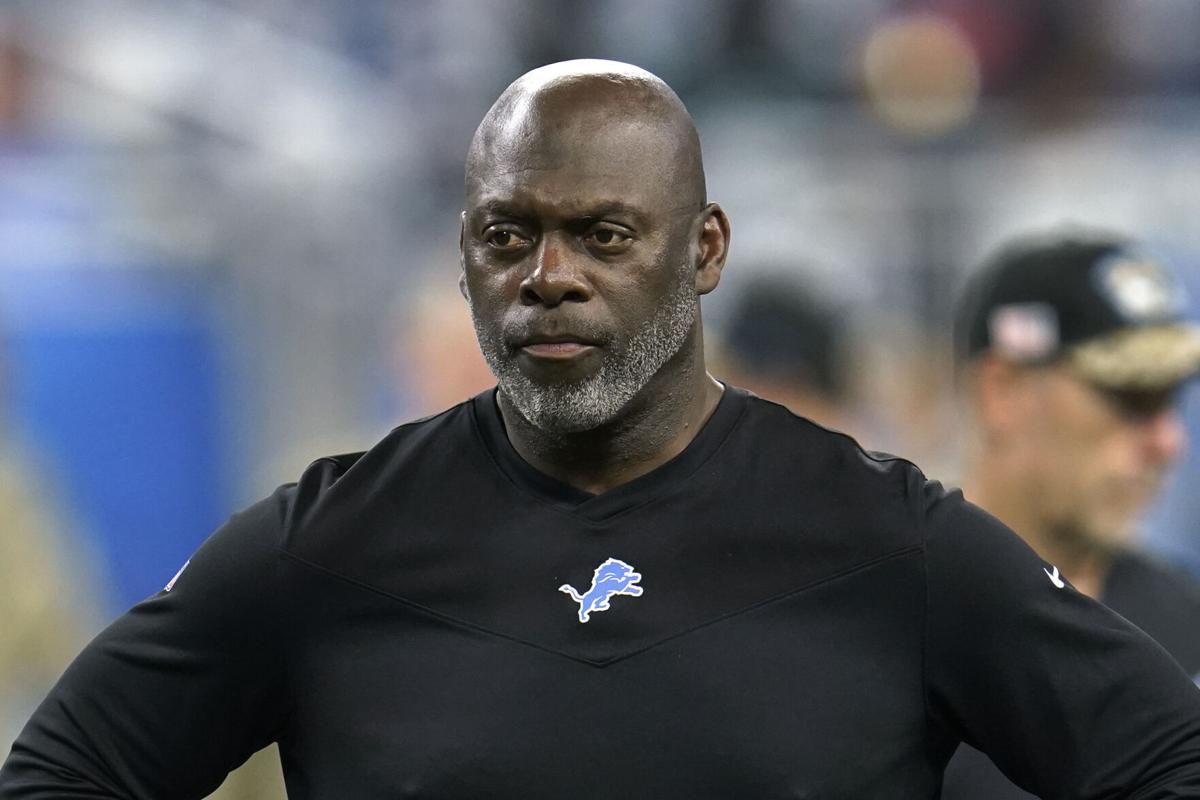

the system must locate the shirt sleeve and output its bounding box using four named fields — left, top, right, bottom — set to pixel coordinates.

left=0, top=487, right=294, bottom=800
left=923, top=484, right=1200, bottom=799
